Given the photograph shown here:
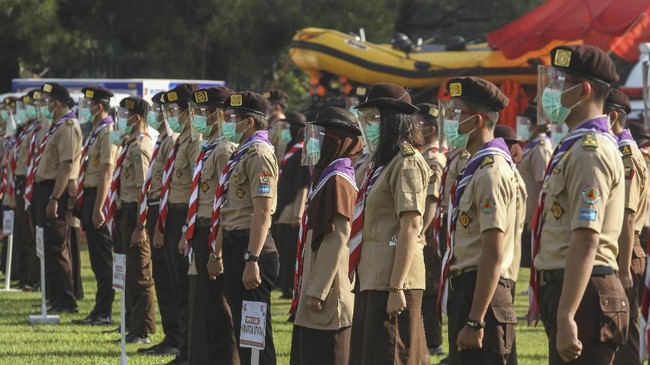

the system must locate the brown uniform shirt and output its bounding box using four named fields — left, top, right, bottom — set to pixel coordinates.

left=507, top=169, right=527, bottom=281
left=15, top=121, right=37, bottom=176
left=534, top=131, right=625, bottom=271
left=220, top=141, right=279, bottom=230
left=294, top=215, right=354, bottom=330
left=83, top=123, right=118, bottom=188
left=197, top=137, right=237, bottom=218
left=619, top=141, right=649, bottom=234
left=169, top=128, right=201, bottom=204
left=148, top=132, right=176, bottom=201
left=441, top=147, right=470, bottom=213
left=422, top=143, right=447, bottom=198
left=35, top=116, right=82, bottom=182
left=358, top=147, right=431, bottom=291
left=519, top=135, right=553, bottom=223
left=119, top=133, right=153, bottom=204
left=450, top=154, right=518, bottom=279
